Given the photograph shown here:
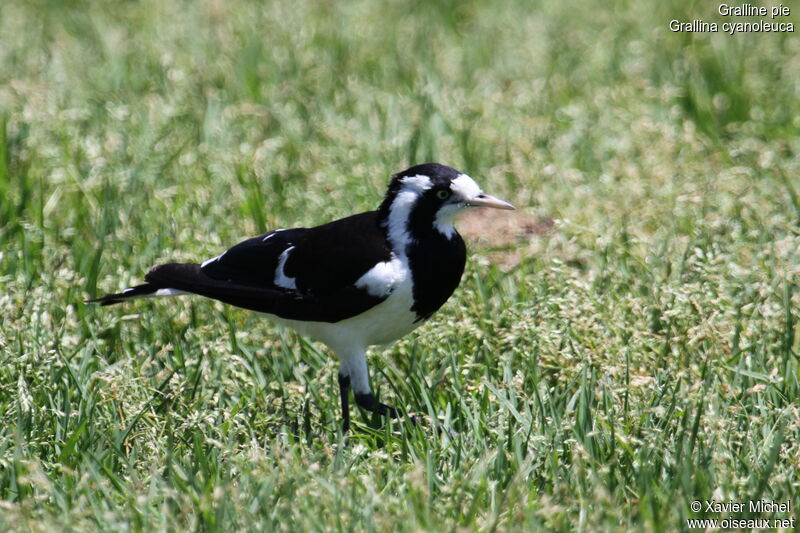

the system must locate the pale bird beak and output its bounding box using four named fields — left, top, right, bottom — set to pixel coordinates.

left=466, top=193, right=515, bottom=210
